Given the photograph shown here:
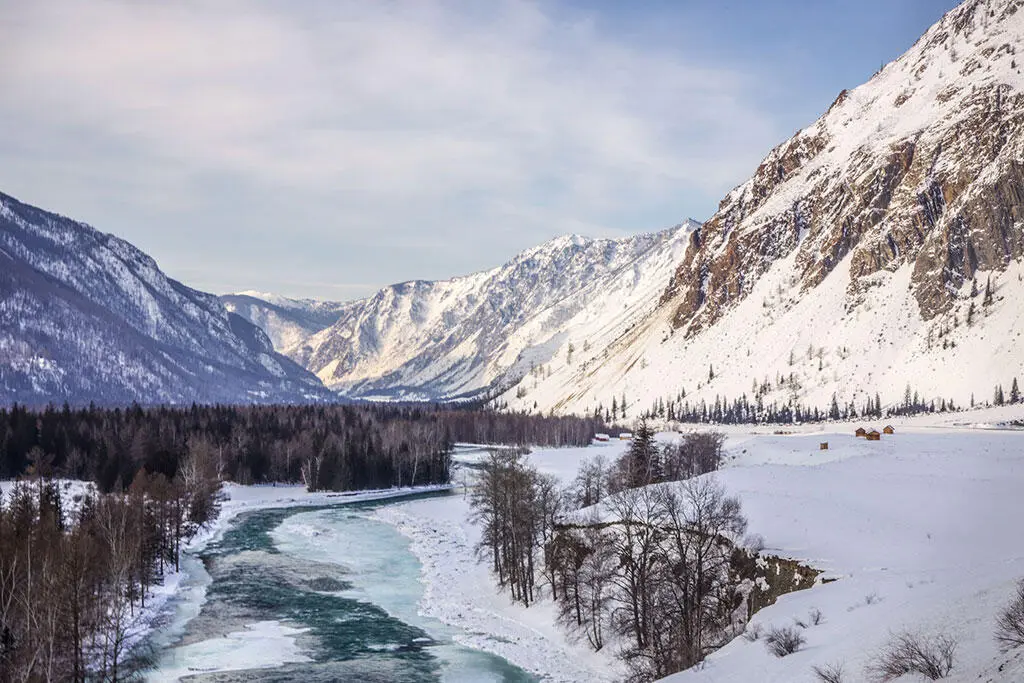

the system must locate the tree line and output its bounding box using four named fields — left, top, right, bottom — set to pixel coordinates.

left=0, top=403, right=607, bottom=493
left=627, top=376, right=1023, bottom=426
left=470, top=420, right=755, bottom=681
